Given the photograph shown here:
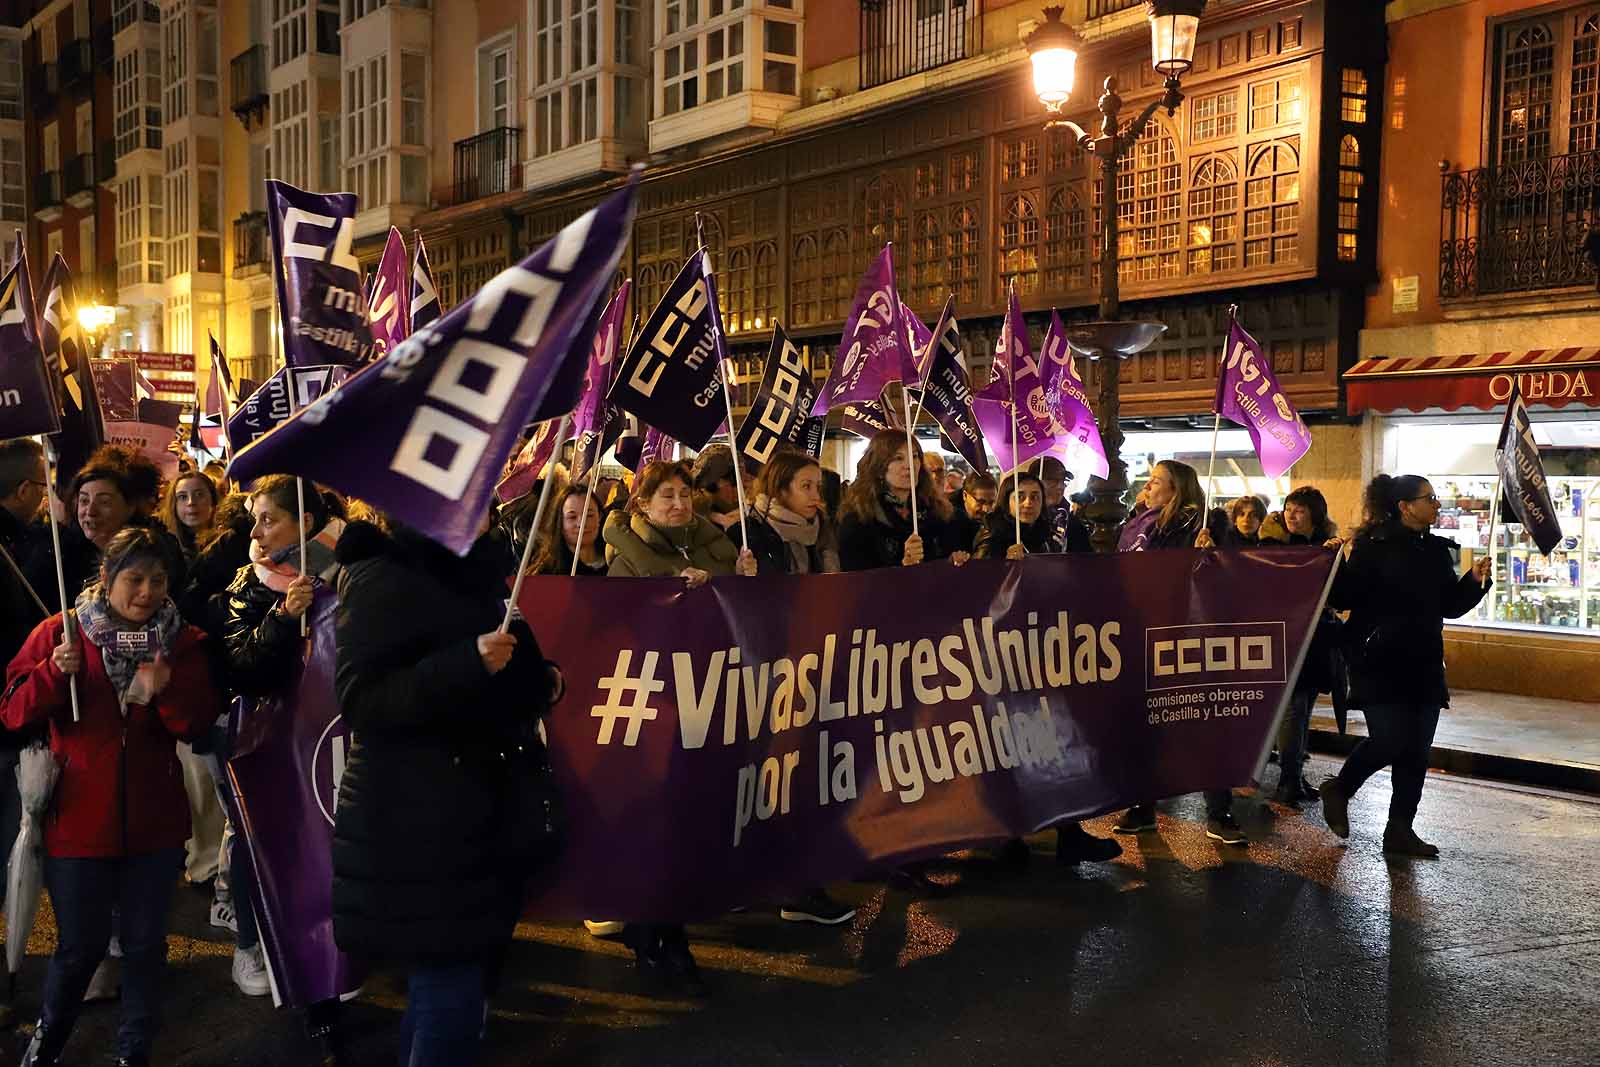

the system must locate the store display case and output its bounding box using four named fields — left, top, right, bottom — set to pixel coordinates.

left=1431, top=476, right=1600, bottom=632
